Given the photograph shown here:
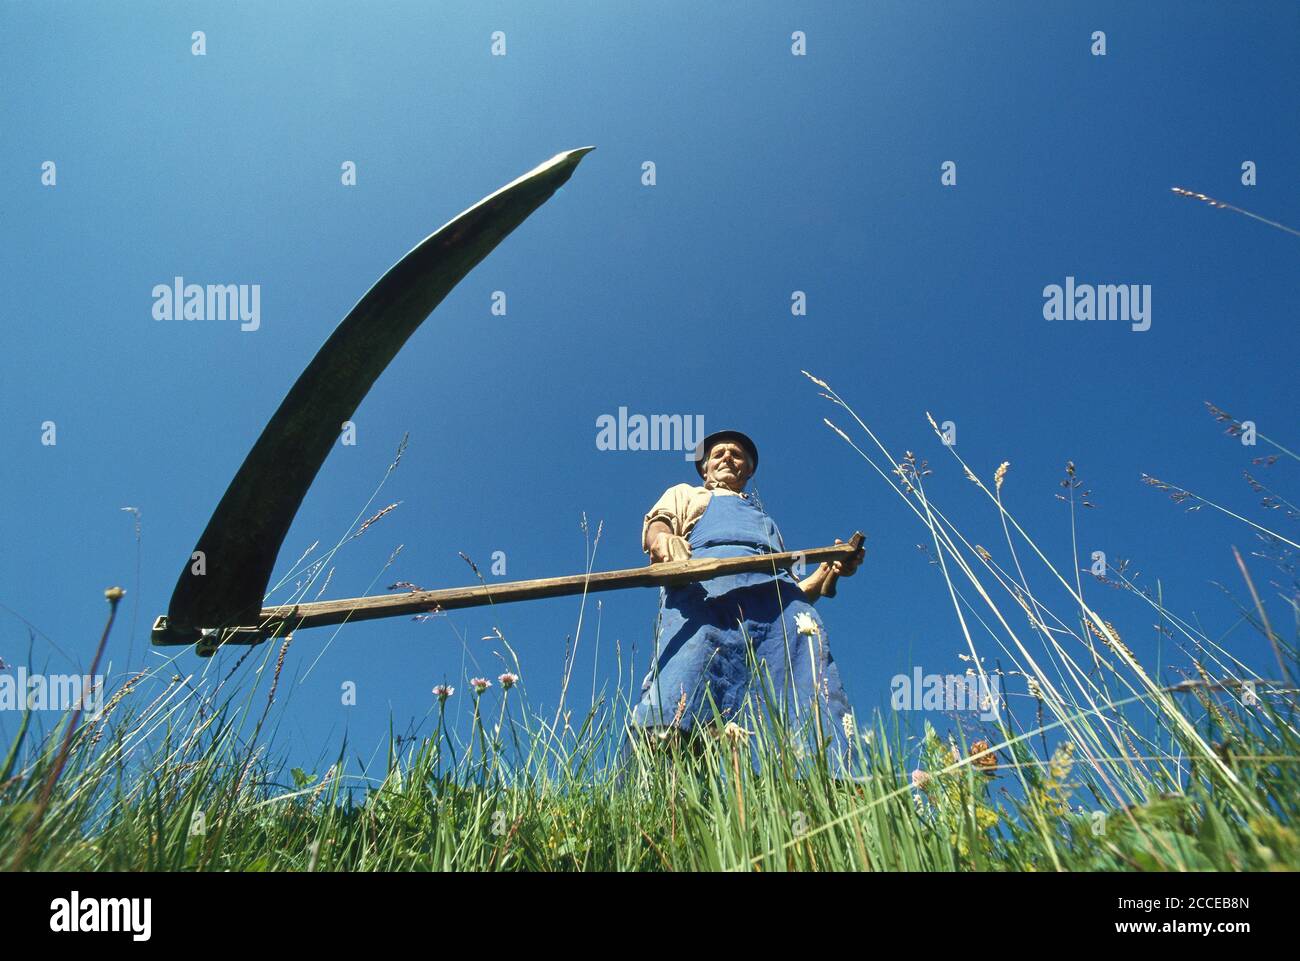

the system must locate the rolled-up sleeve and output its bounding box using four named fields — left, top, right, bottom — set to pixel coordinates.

left=642, top=483, right=696, bottom=552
